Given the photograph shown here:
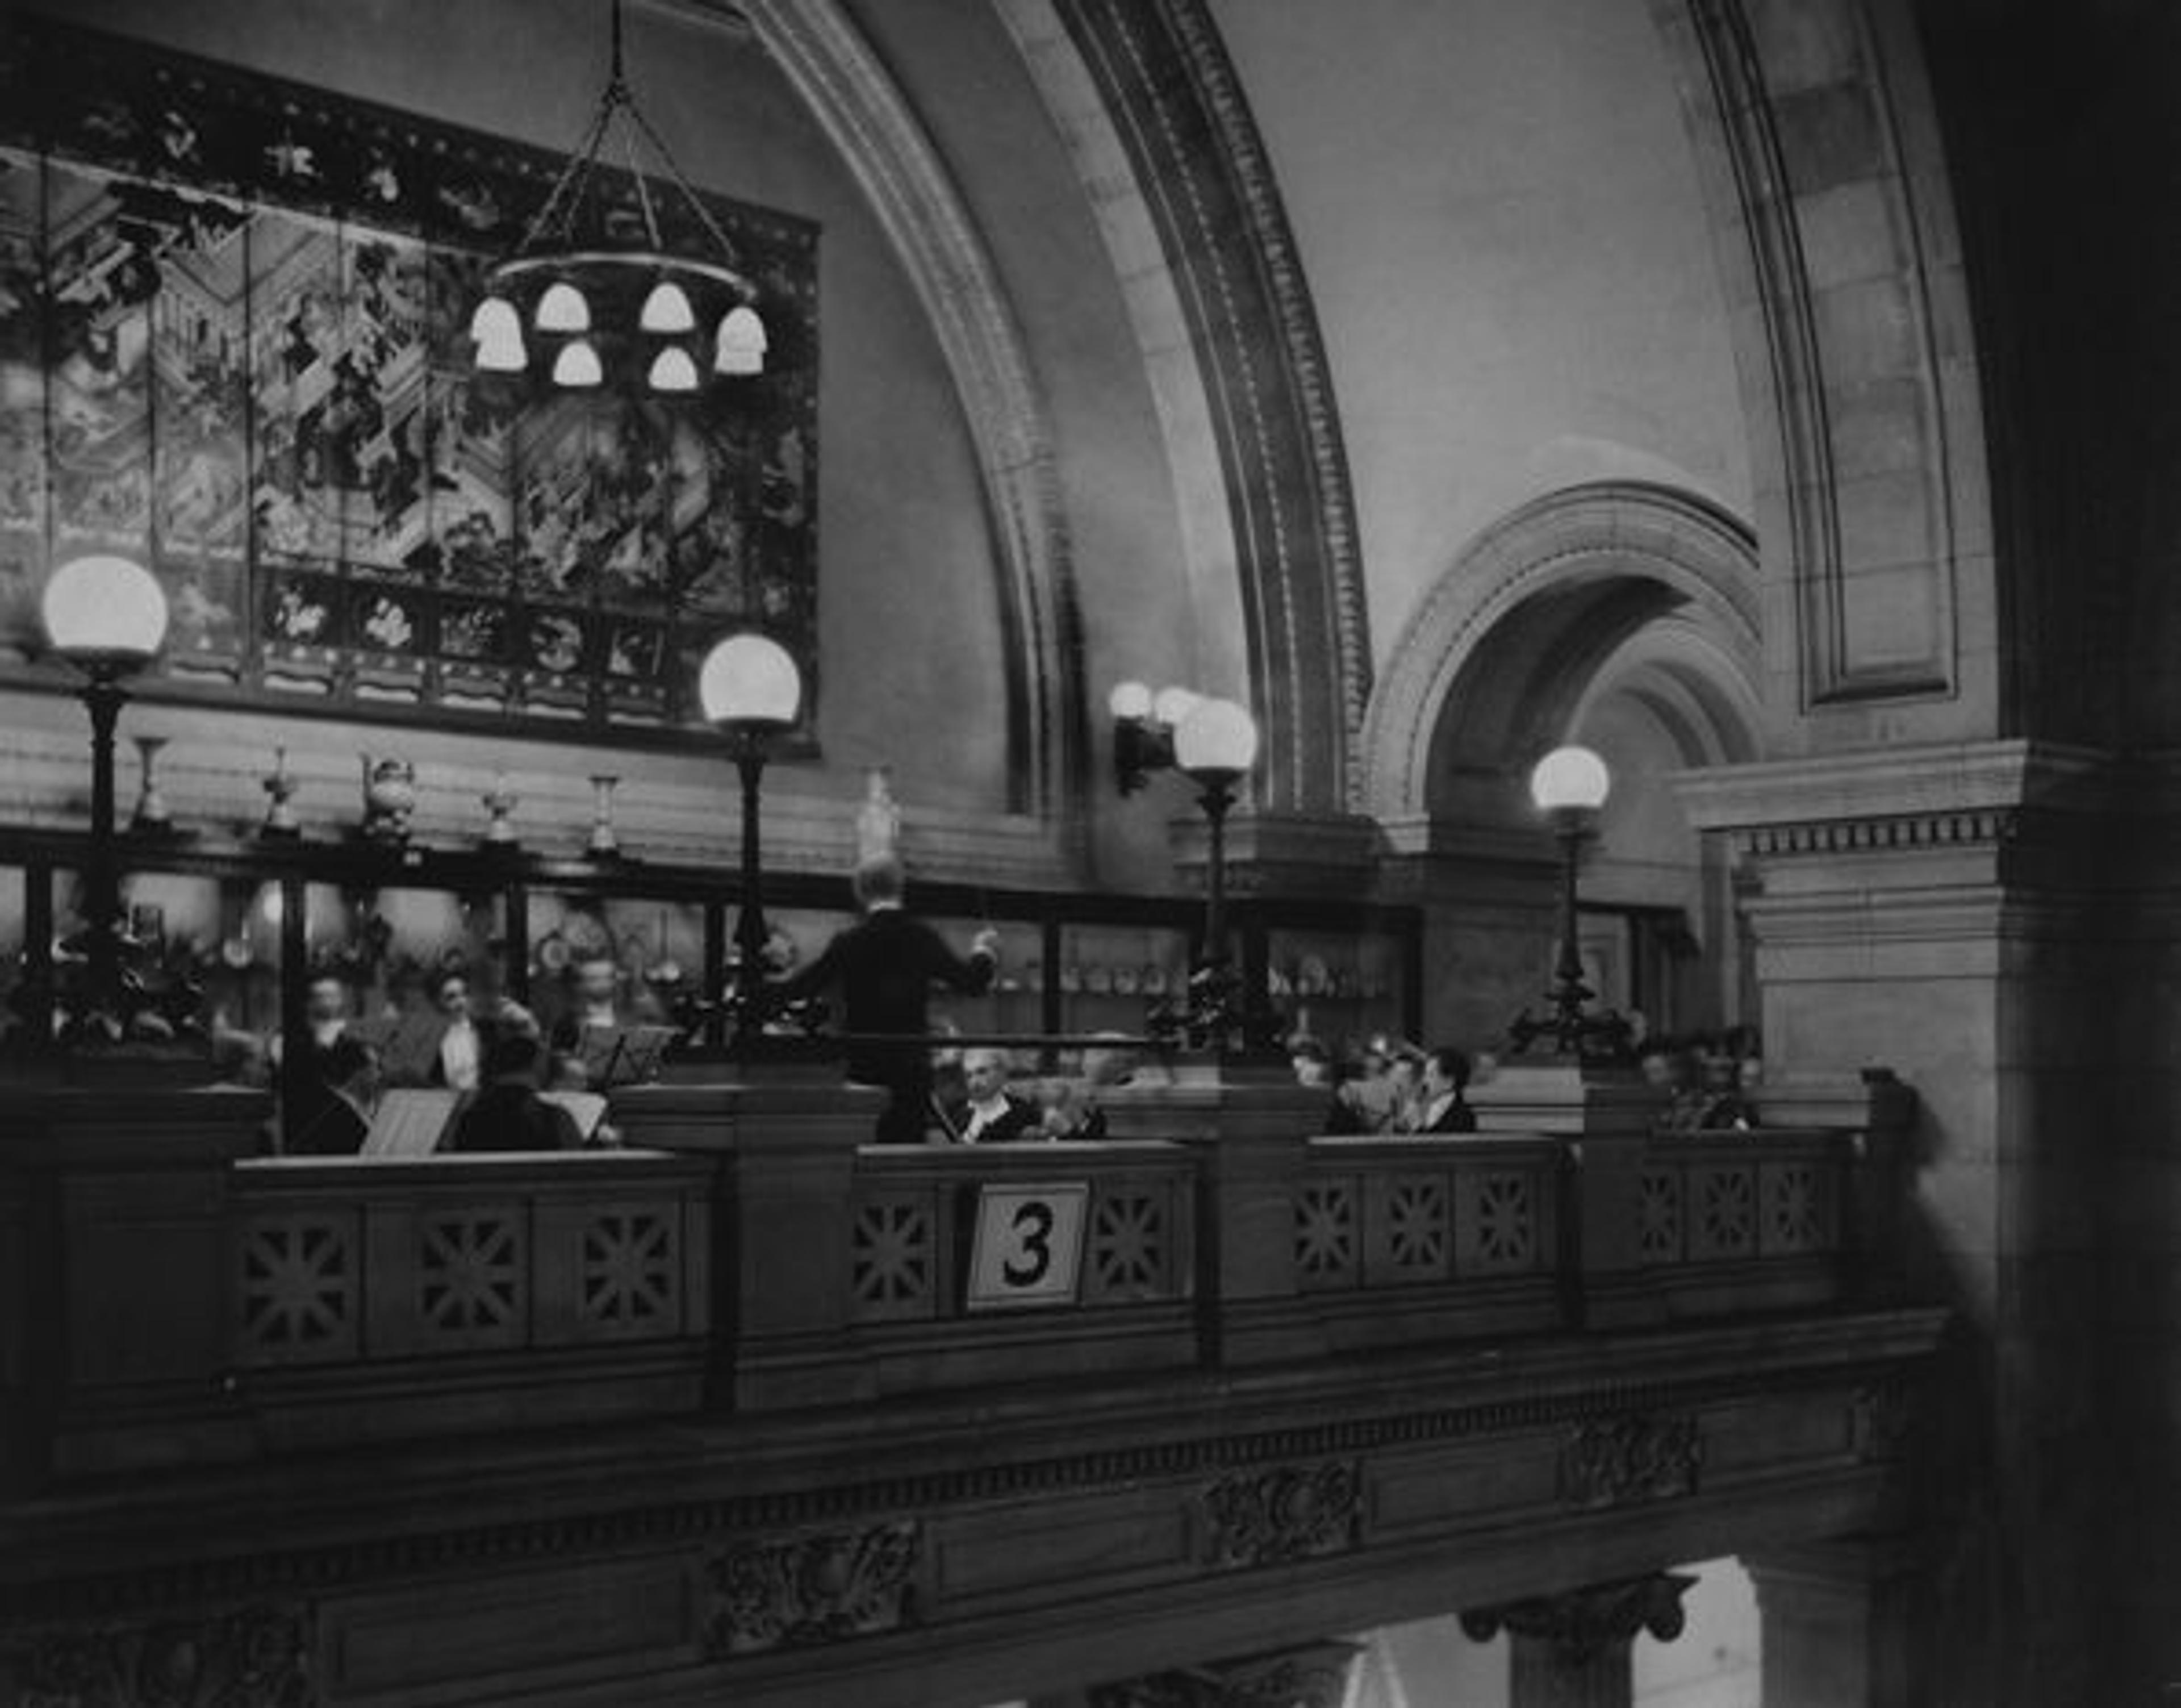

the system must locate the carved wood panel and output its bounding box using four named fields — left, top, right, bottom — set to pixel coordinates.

left=235, top=1210, right=360, bottom=1366
left=849, top=1193, right=938, bottom=1323
left=1292, top=1179, right=1359, bottom=1291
